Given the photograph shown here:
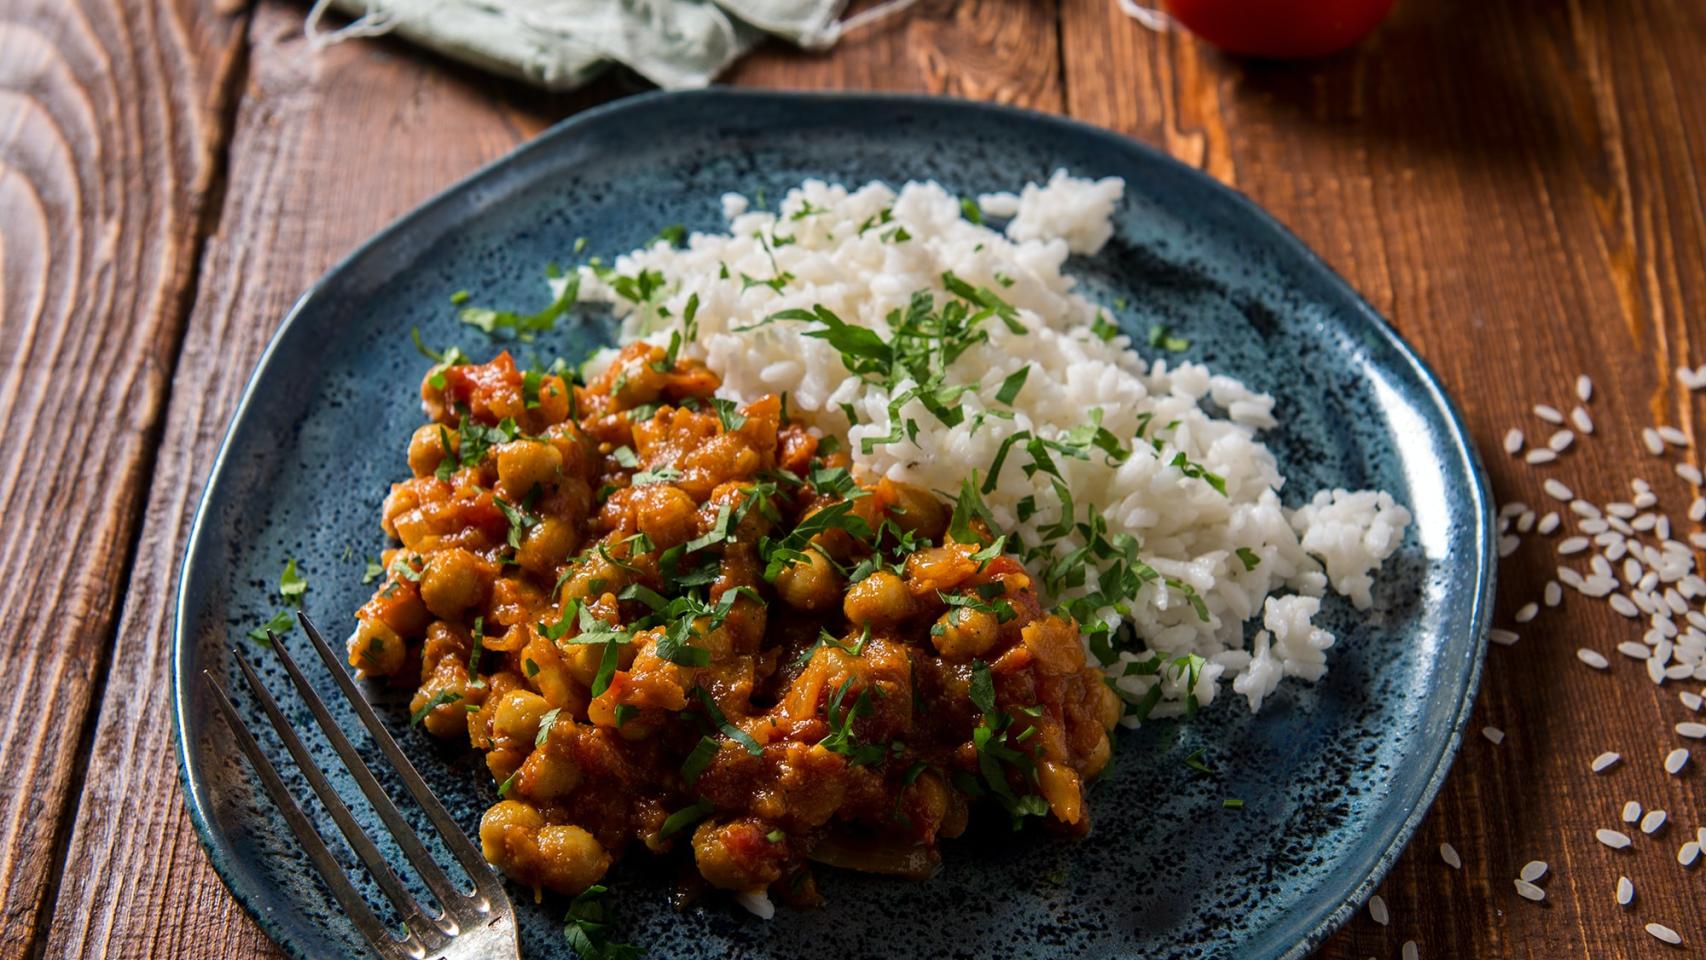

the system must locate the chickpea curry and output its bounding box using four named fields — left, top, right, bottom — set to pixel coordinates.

left=350, top=342, right=1120, bottom=907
